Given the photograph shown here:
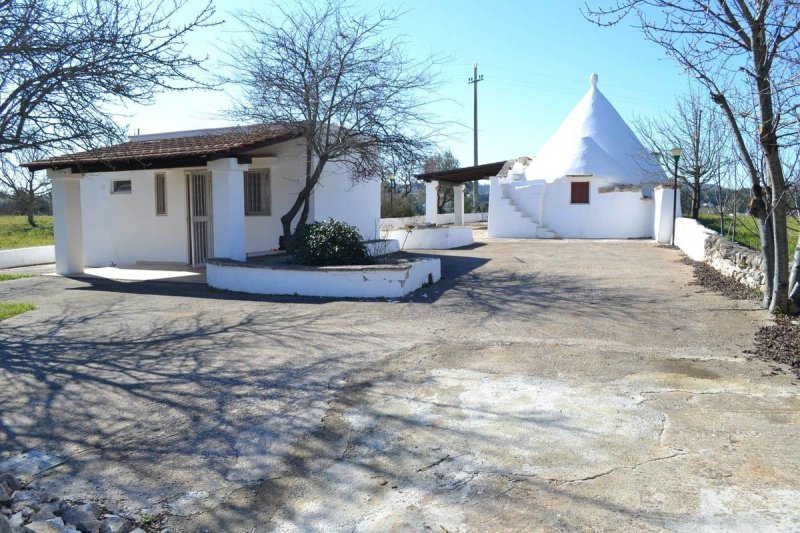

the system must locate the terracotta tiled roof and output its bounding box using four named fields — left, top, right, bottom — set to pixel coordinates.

left=23, top=125, right=302, bottom=171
